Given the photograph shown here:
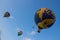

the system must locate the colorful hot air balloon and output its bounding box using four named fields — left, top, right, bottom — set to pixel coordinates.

left=4, top=12, right=10, bottom=17
left=34, top=8, right=56, bottom=33
left=18, top=30, right=23, bottom=36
